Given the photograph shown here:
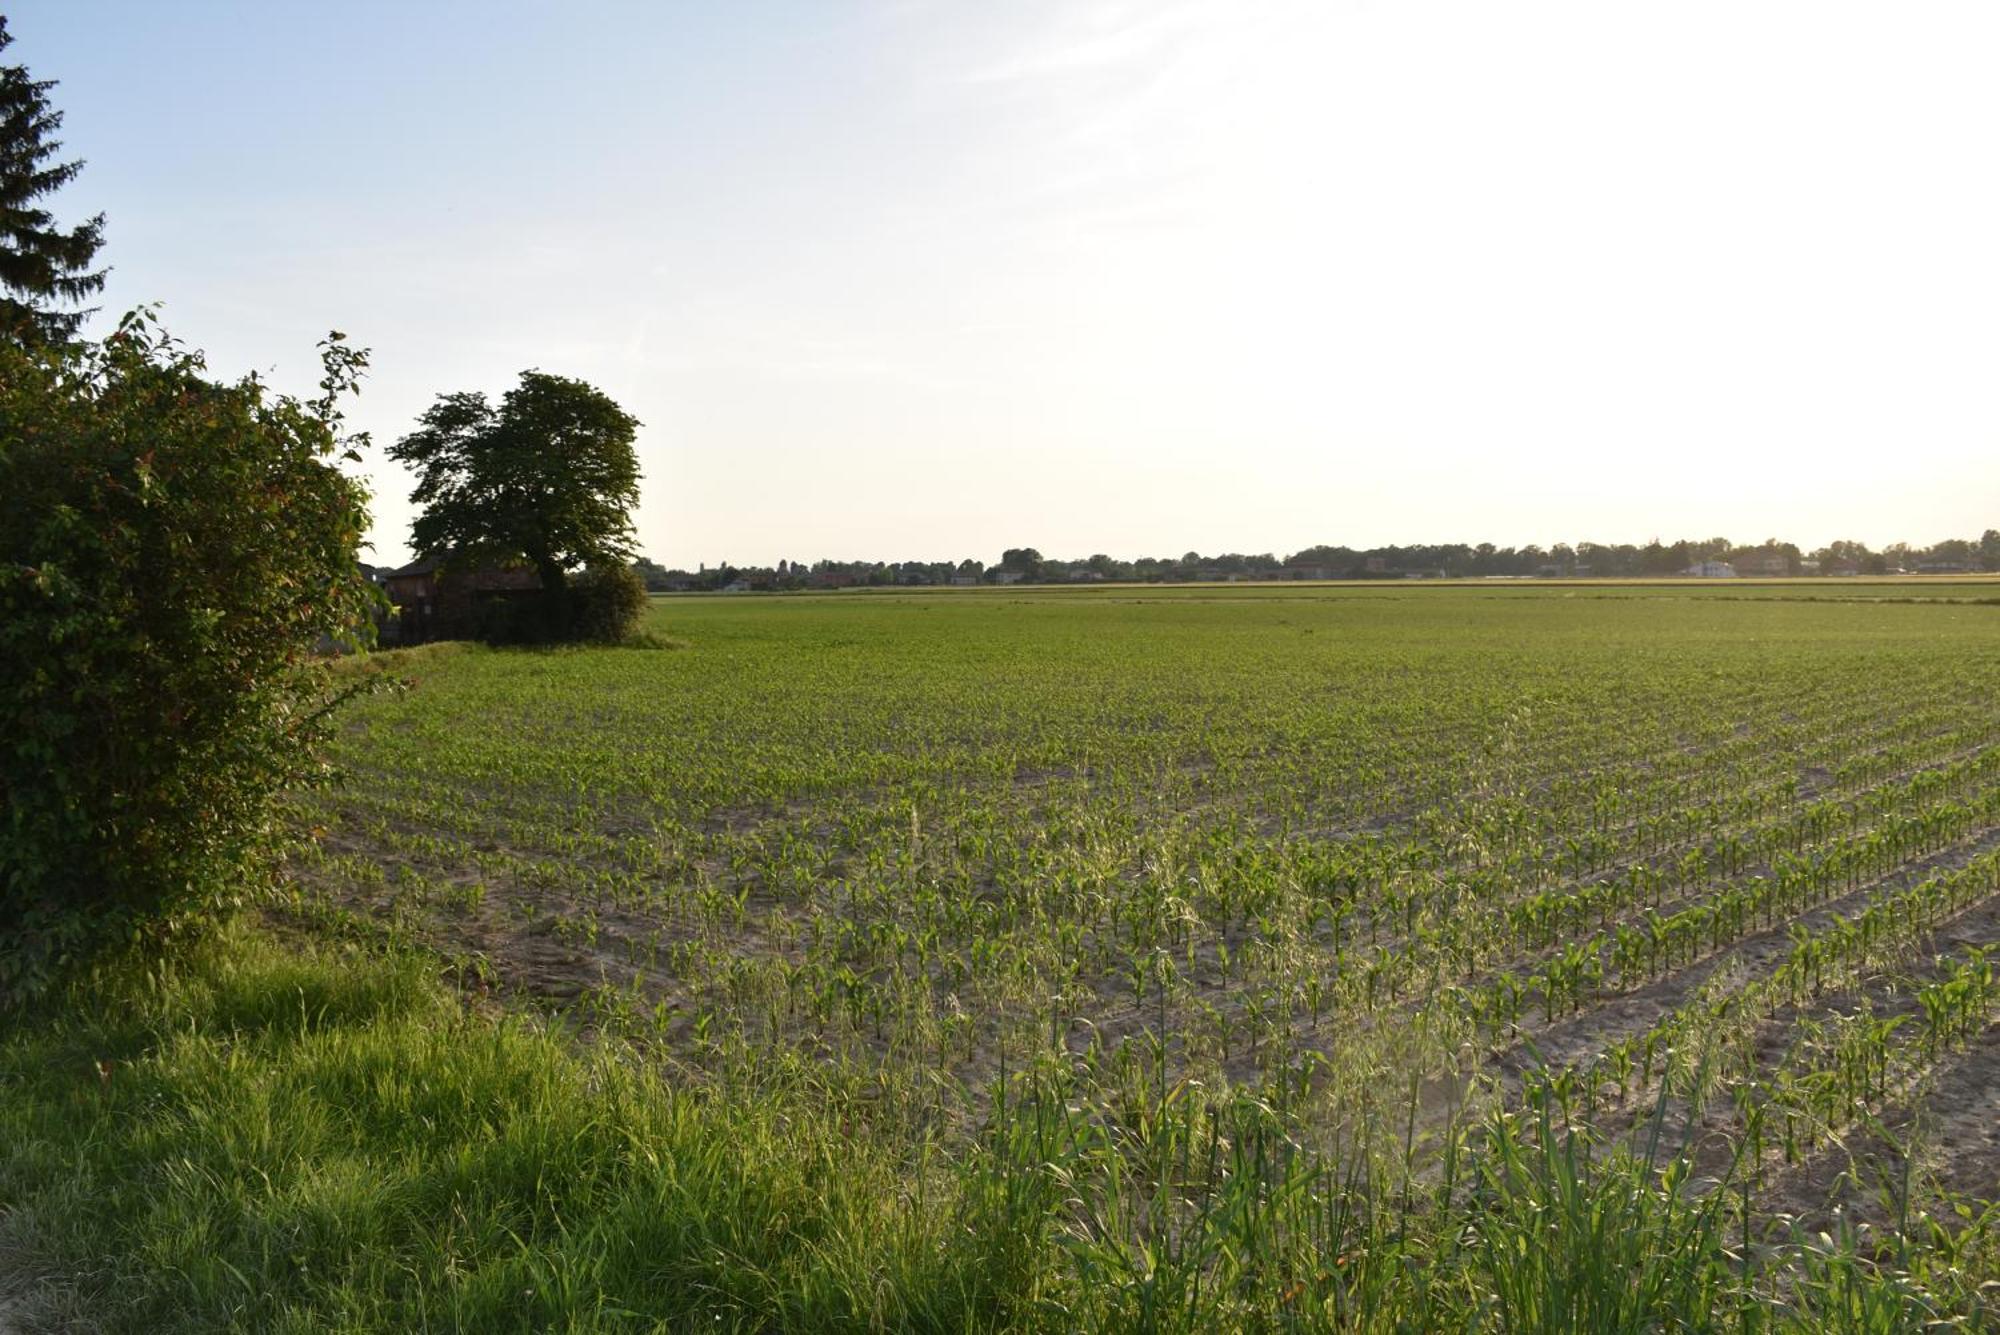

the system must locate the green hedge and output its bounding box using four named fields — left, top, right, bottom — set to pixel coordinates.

left=0, top=315, right=380, bottom=1003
